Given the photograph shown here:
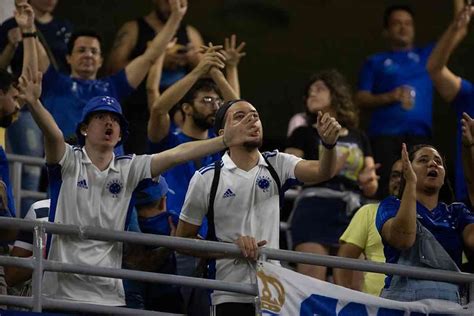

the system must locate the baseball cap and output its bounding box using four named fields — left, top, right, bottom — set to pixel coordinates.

left=75, top=96, right=129, bottom=146
left=134, top=176, right=169, bottom=206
